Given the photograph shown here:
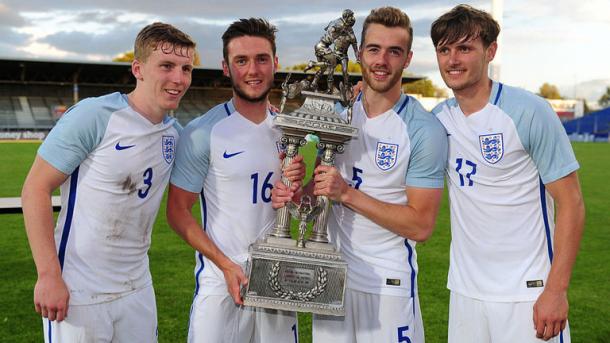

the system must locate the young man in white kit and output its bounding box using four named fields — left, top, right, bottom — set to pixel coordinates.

left=21, top=22, right=195, bottom=342
left=430, top=5, right=585, bottom=342
left=167, top=18, right=303, bottom=343
left=274, top=7, right=448, bottom=342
